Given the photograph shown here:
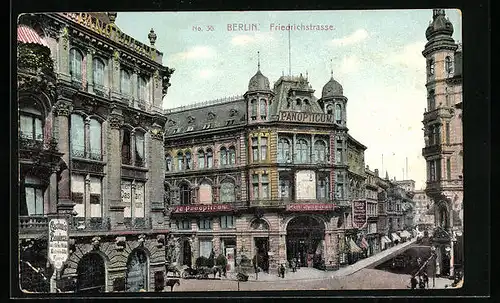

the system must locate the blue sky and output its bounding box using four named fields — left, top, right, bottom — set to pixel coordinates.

left=116, top=9, right=462, bottom=189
